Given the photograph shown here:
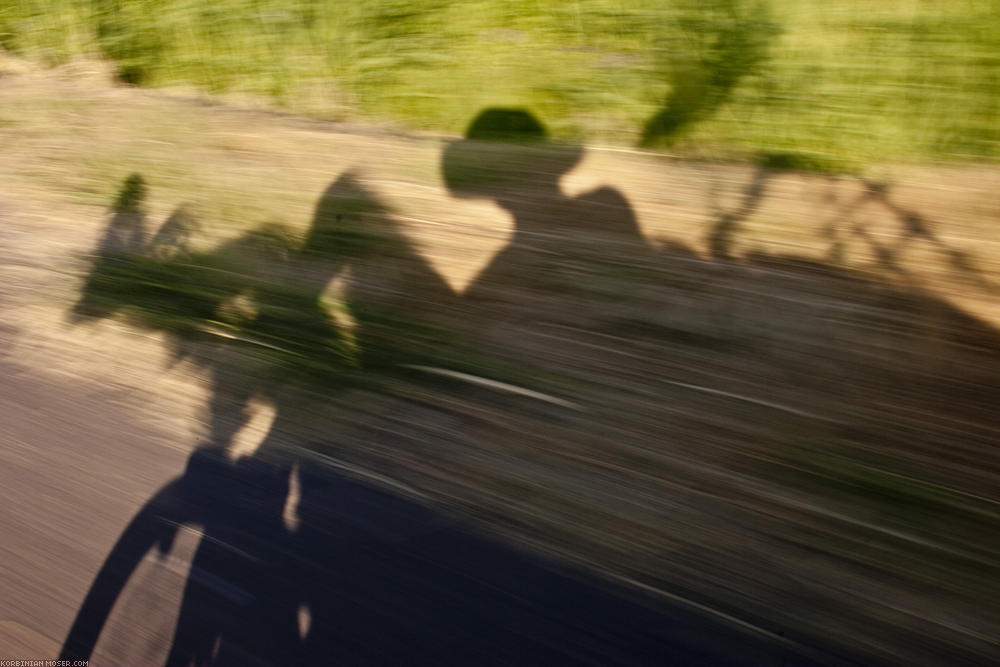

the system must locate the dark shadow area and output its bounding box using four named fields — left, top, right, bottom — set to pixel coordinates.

left=442, top=109, right=660, bottom=377
left=62, top=107, right=1000, bottom=665
left=58, top=447, right=807, bottom=666
left=63, top=156, right=811, bottom=665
